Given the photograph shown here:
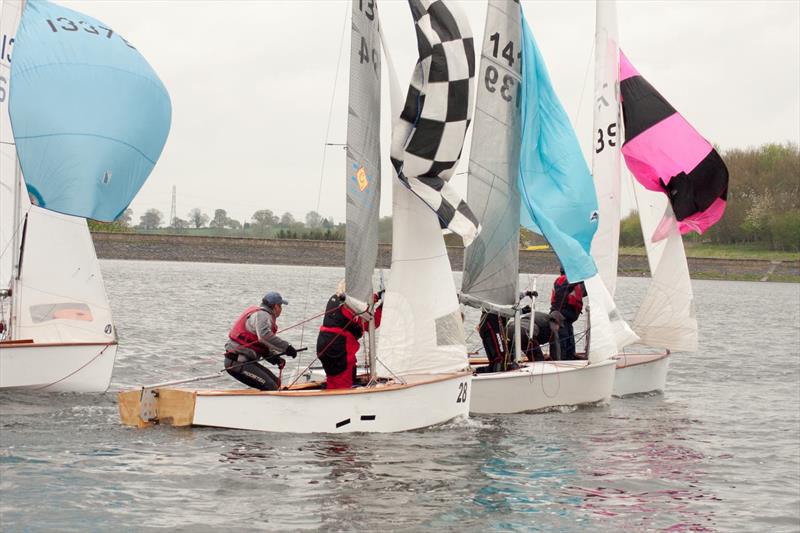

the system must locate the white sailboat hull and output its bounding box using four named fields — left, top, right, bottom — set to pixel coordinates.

left=119, top=371, right=471, bottom=433
left=0, top=341, right=117, bottom=392
left=469, top=358, right=617, bottom=414
left=612, top=351, right=670, bottom=397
